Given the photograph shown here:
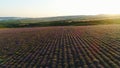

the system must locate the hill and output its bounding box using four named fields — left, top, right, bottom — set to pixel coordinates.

left=0, top=17, right=24, bottom=21
left=0, top=15, right=120, bottom=28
